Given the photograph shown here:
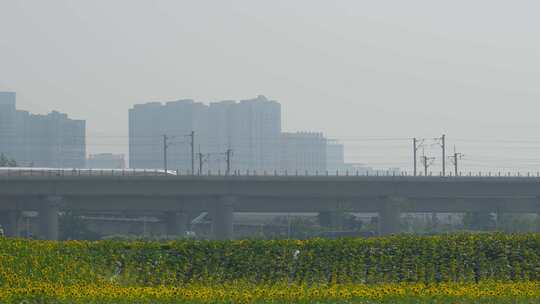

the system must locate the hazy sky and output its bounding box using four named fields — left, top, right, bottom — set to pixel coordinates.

left=2, top=1, right=540, bottom=172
